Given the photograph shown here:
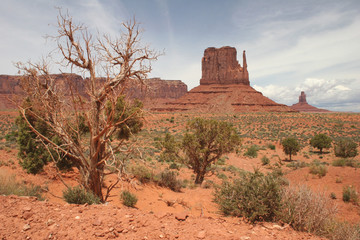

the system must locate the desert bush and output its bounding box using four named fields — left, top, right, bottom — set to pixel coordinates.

left=63, top=186, right=100, bottom=205
left=261, top=156, right=270, bottom=165
left=334, top=139, right=358, bottom=158
left=310, top=133, right=332, bottom=154
left=0, top=171, right=43, bottom=199
left=342, top=185, right=358, bottom=204
left=326, top=221, right=360, bottom=240
left=130, top=165, right=154, bottom=183
left=286, top=160, right=308, bottom=170
left=330, top=192, right=337, bottom=199
left=281, top=137, right=300, bottom=161
left=309, top=161, right=328, bottom=178
left=244, top=145, right=259, bottom=158
left=332, top=158, right=360, bottom=168
left=279, top=185, right=337, bottom=235
left=214, top=170, right=283, bottom=223
left=267, top=143, right=276, bottom=150
left=156, top=170, right=182, bottom=192
left=120, top=190, right=138, bottom=208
